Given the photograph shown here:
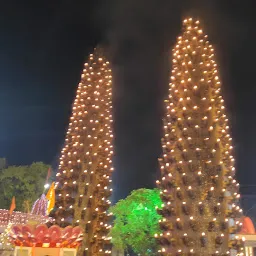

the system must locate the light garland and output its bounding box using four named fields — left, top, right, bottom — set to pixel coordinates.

left=53, top=47, right=113, bottom=255
left=0, top=222, right=14, bottom=251
left=156, top=18, right=244, bottom=256
left=0, top=209, right=52, bottom=228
